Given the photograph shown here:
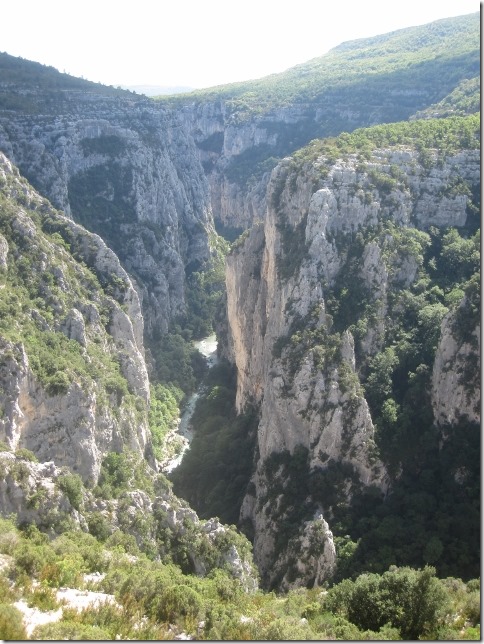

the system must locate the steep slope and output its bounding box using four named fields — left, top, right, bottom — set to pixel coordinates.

left=0, top=53, right=215, bottom=338
left=168, top=12, right=479, bottom=230
left=0, top=13, right=479, bottom=601
left=222, top=115, right=480, bottom=588
left=0, top=153, right=258, bottom=594
left=0, top=13, right=478, bottom=337
left=0, top=151, right=151, bottom=483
